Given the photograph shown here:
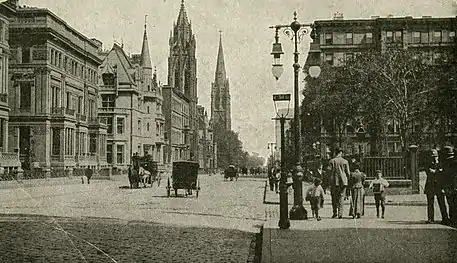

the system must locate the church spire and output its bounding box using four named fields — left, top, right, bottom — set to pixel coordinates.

left=215, top=31, right=226, bottom=82
left=177, top=0, right=188, bottom=26
left=140, top=15, right=152, bottom=69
